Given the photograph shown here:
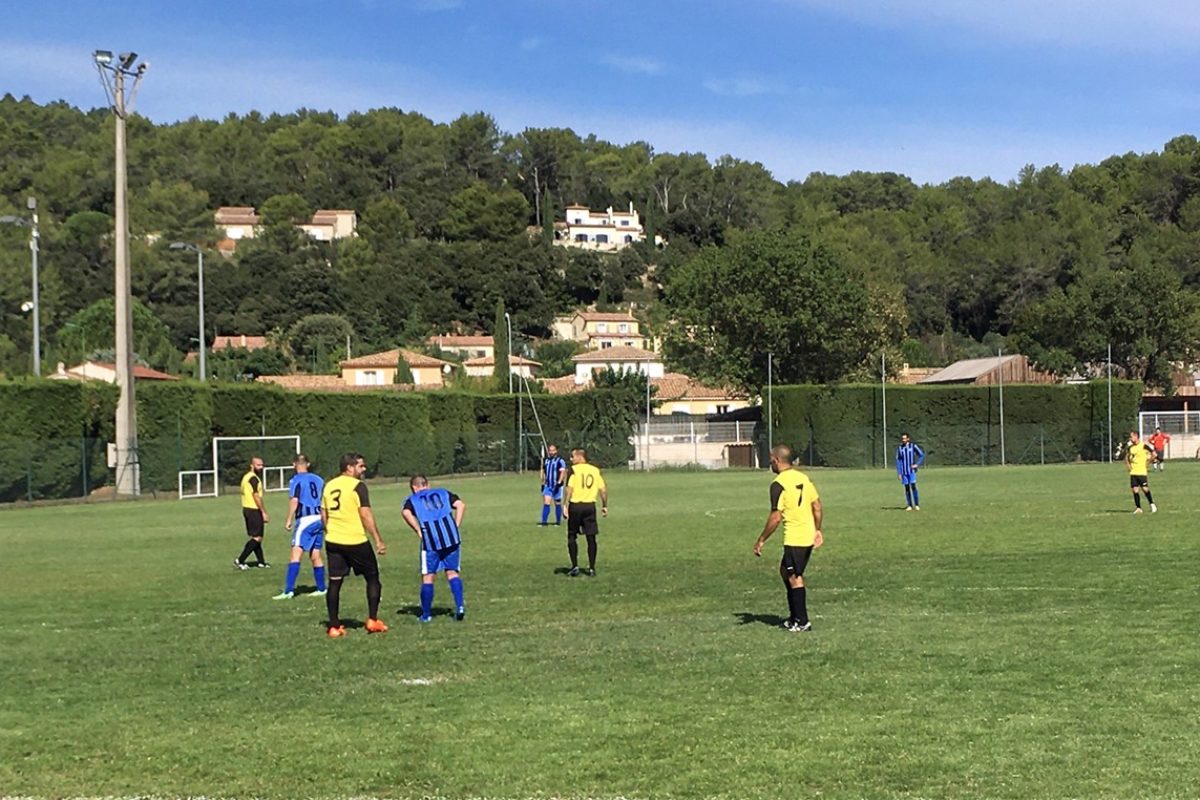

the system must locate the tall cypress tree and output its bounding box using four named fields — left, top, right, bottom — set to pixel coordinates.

left=541, top=190, right=555, bottom=246
left=493, top=298, right=511, bottom=392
